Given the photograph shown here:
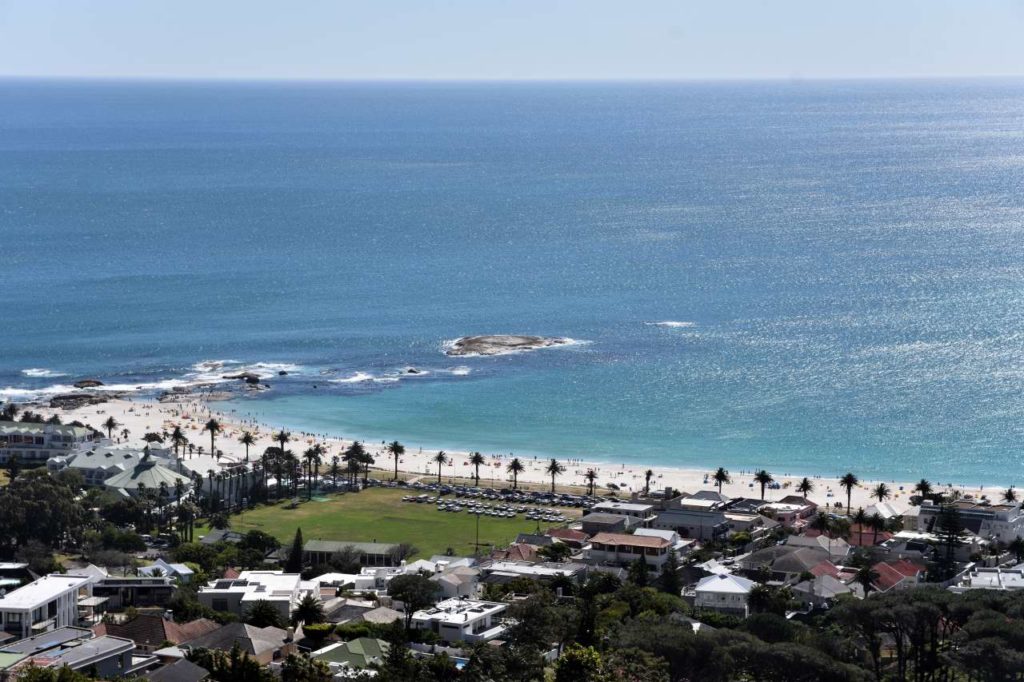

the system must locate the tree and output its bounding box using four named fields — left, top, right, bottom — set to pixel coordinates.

left=1010, top=537, right=1024, bottom=563
left=754, top=469, right=774, bottom=500
left=796, top=477, right=814, bottom=499
left=1003, top=487, right=1018, bottom=504
left=245, top=599, right=284, bottom=628
left=872, top=482, right=890, bottom=503
left=854, top=564, right=879, bottom=595
left=469, top=451, right=485, bottom=486
left=5, top=454, right=21, bottom=482
left=204, top=418, right=222, bottom=460
left=644, top=469, right=654, bottom=495
left=554, top=644, right=604, bottom=682
left=658, top=550, right=681, bottom=595
left=584, top=469, right=597, bottom=496
left=432, top=450, right=448, bottom=484
left=713, top=467, right=731, bottom=494
left=387, top=440, right=406, bottom=481
left=546, top=458, right=565, bottom=493
left=507, top=458, right=525, bottom=489
left=238, top=431, right=255, bottom=461
left=189, top=642, right=274, bottom=682
left=275, top=430, right=292, bottom=458
left=934, top=504, right=965, bottom=581
left=343, top=442, right=368, bottom=486
left=868, top=512, right=885, bottom=545
left=838, top=472, right=858, bottom=515
left=914, top=478, right=933, bottom=499
left=628, top=556, right=649, bottom=587
left=748, top=584, right=793, bottom=615
left=388, top=574, right=440, bottom=631
left=280, top=654, right=332, bottom=682
left=292, top=593, right=325, bottom=626
left=285, top=528, right=304, bottom=573
left=171, top=425, right=187, bottom=456
left=102, top=416, right=119, bottom=440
